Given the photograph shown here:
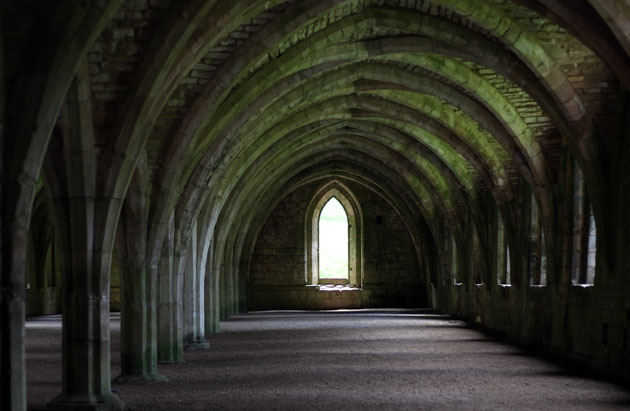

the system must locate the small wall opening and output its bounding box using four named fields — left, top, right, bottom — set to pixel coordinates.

left=529, top=192, right=547, bottom=286
left=452, top=234, right=462, bottom=285
left=571, top=161, right=597, bottom=286
left=472, top=229, right=482, bottom=285
left=497, top=215, right=511, bottom=285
